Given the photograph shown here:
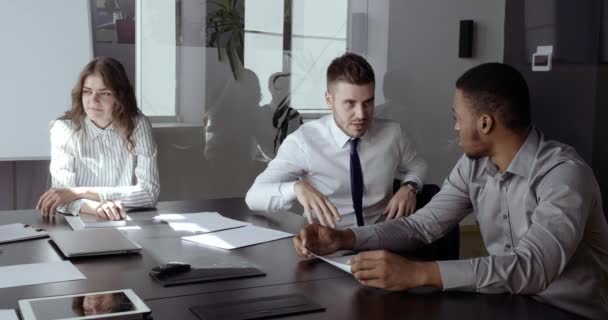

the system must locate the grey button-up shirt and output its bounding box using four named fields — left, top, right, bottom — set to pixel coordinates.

left=352, top=128, right=608, bottom=319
